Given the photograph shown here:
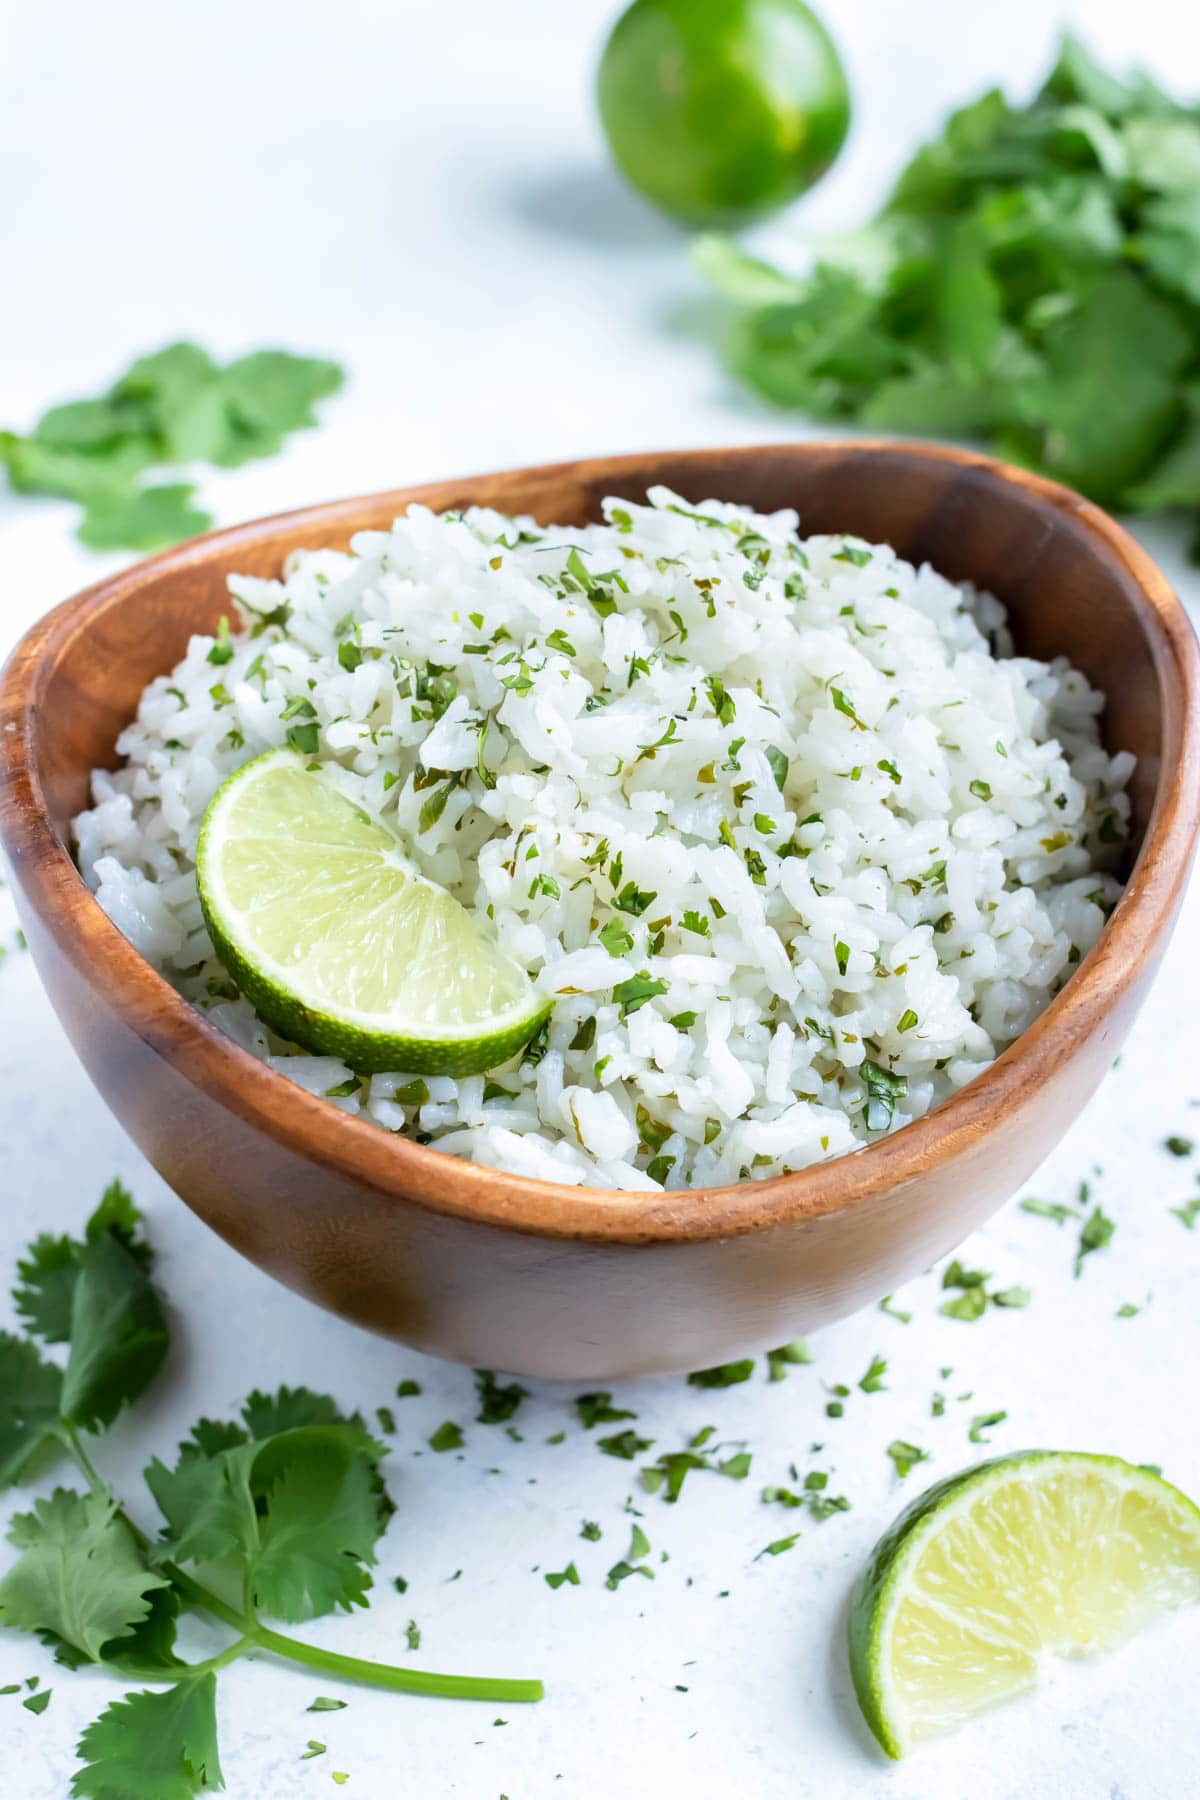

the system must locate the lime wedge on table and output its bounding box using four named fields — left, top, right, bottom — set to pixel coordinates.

left=196, top=749, right=550, bottom=1076
left=850, top=1451, right=1200, bottom=1759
